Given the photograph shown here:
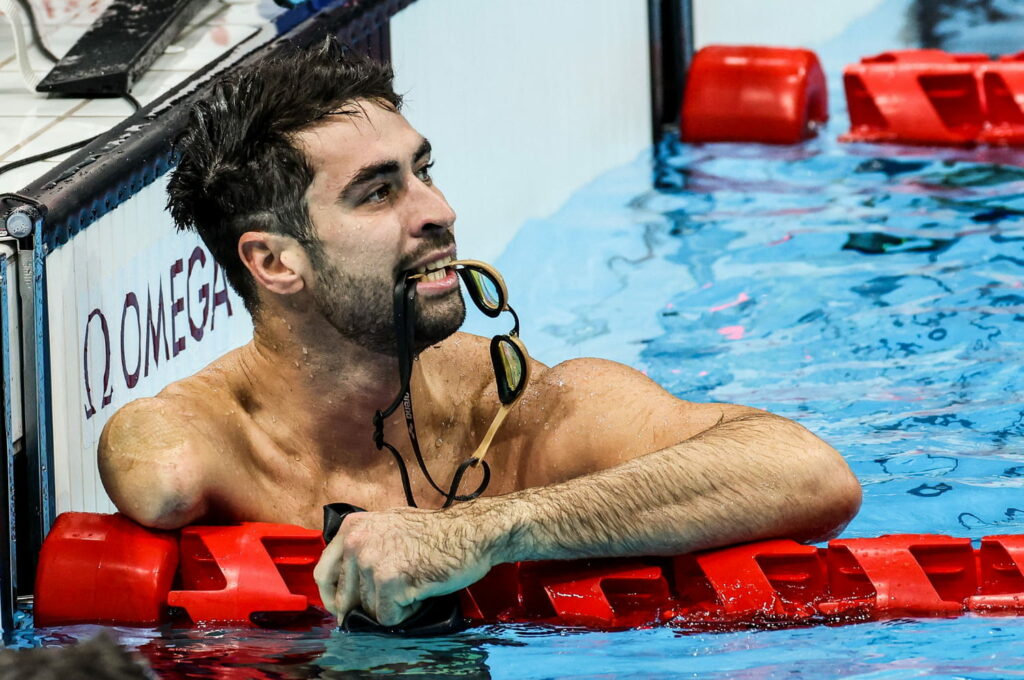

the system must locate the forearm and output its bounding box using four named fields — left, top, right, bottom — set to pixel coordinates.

left=464, top=414, right=860, bottom=564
